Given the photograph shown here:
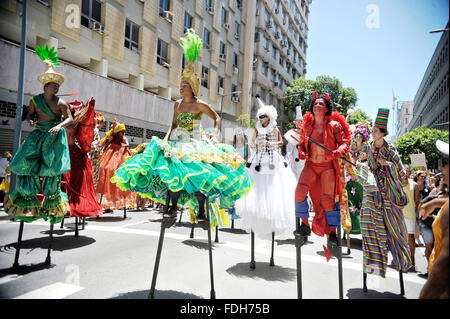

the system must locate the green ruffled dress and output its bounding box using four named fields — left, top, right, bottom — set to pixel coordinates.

left=6, top=94, right=71, bottom=224
left=111, top=112, right=254, bottom=222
